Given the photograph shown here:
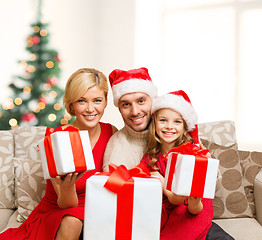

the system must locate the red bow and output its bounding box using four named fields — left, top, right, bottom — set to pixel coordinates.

left=104, top=162, right=151, bottom=193
left=163, top=142, right=209, bottom=161
left=102, top=163, right=151, bottom=240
